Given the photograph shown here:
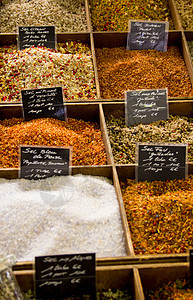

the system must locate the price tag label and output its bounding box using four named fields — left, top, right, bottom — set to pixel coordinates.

left=35, top=253, right=96, bottom=299
left=21, top=87, right=66, bottom=121
left=136, top=143, right=188, bottom=182
left=125, top=88, right=168, bottom=126
left=127, top=20, right=169, bottom=52
left=18, top=26, right=56, bottom=50
left=19, top=145, right=72, bottom=180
